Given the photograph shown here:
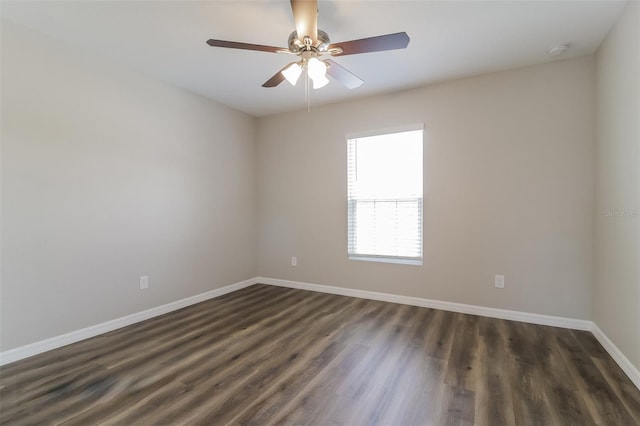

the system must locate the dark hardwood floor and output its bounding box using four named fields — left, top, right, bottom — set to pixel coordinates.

left=1, top=284, right=639, bottom=425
